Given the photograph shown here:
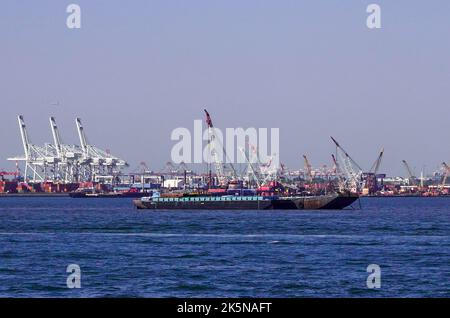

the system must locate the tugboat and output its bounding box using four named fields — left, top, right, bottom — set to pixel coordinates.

left=70, top=187, right=150, bottom=198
